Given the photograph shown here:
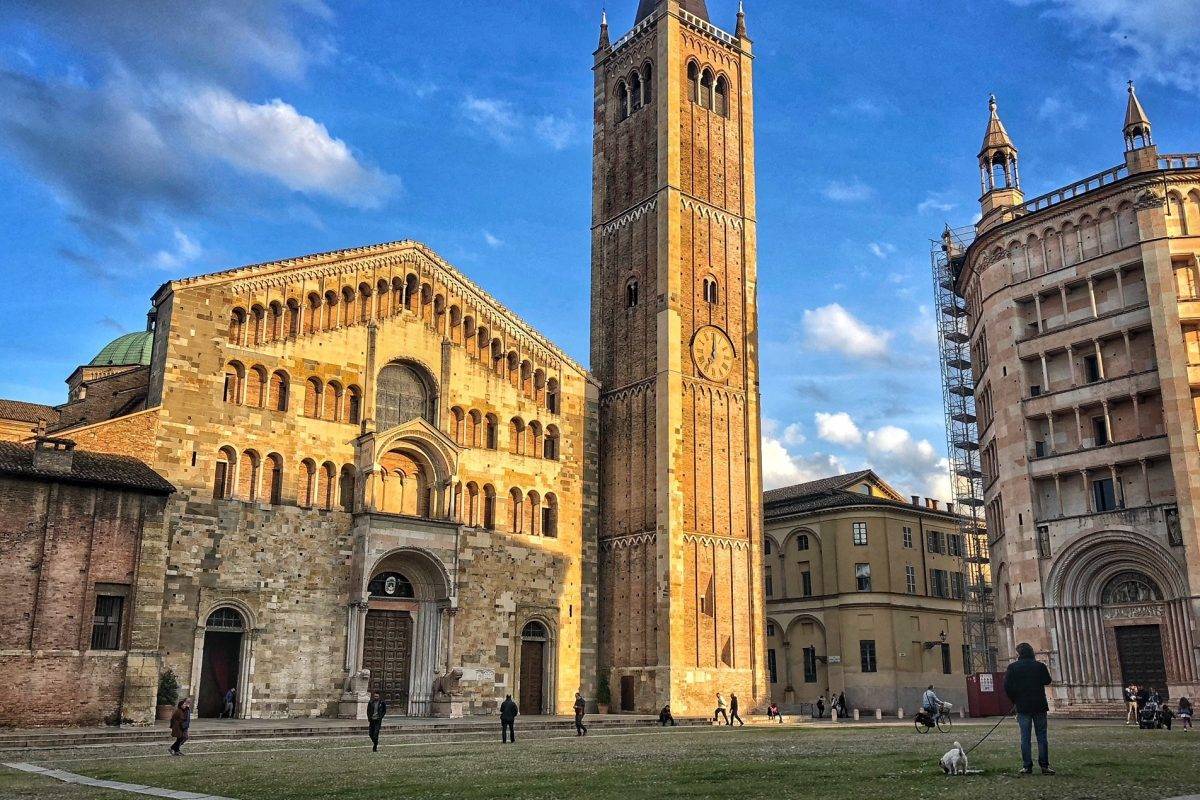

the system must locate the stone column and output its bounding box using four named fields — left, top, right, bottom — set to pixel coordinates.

left=1111, top=464, right=1124, bottom=508
left=1115, top=267, right=1126, bottom=306
left=1087, top=277, right=1098, bottom=317
left=1034, top=295, right=1044, bottom=333
left=1139, top=458, right=1151, bottom=504
left=776, top=551, right=788, bottom=597
left=1040, top=353, right=1050, bottom=390
left=1067, top=345, right=1078, bottom=386
left=1123, top=330, right=1133, bottom=373
left=1081, top=470, right=1092, bottom=512
left=1054, top=473, right=1064, bottom=517
left=1094, top=339, right=1106, bottom=380
left=1047, top=413, right=1057, bottom=453
left=1132, top=393, right=1142, bottom=437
